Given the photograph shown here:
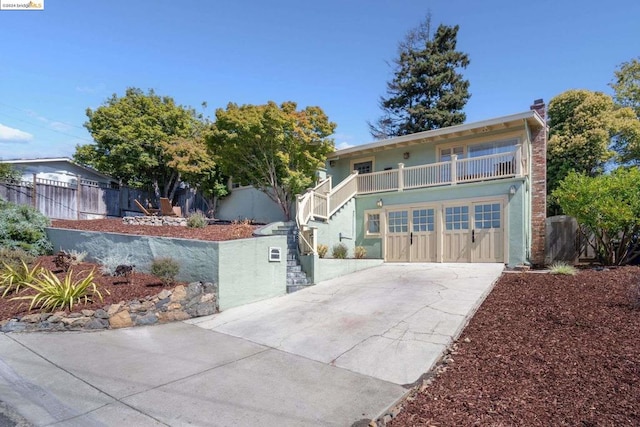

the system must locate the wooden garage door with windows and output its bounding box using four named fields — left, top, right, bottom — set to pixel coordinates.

left=383, top=199, right=505, bottom=263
